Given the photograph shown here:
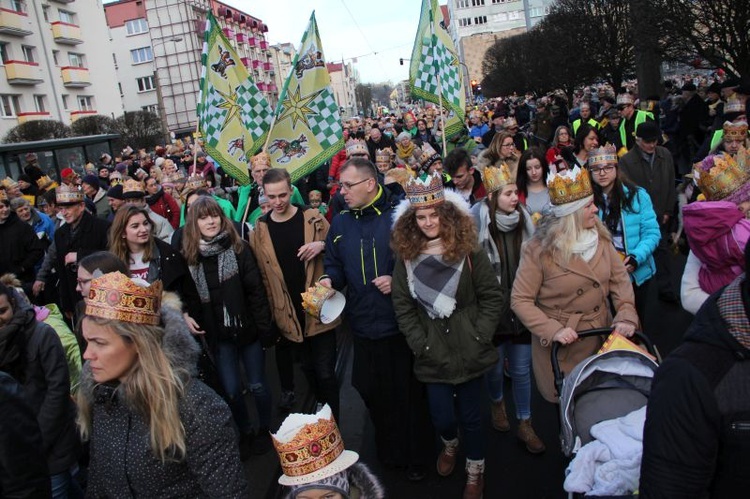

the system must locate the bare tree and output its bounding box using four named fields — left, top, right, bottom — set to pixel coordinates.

left=113, top=111, right=163, bottom=150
